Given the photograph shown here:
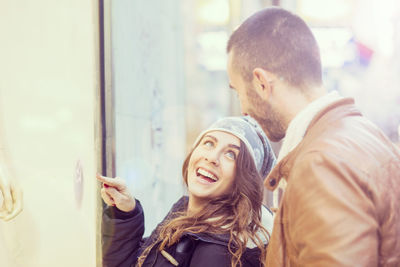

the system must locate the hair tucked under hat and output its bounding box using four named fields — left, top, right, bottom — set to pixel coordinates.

left=193, top=116, right=276, bottom=179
